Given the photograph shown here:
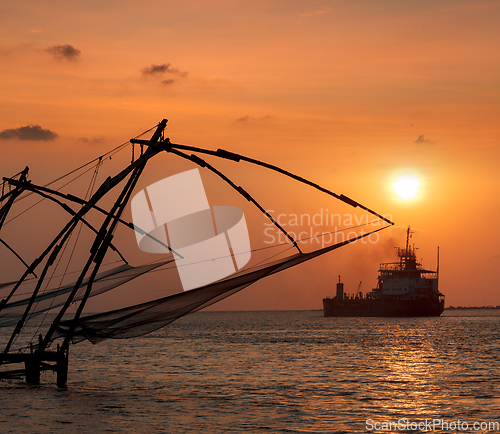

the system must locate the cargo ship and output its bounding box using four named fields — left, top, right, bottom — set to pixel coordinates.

left=323, top=227, right=444, bottom=317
